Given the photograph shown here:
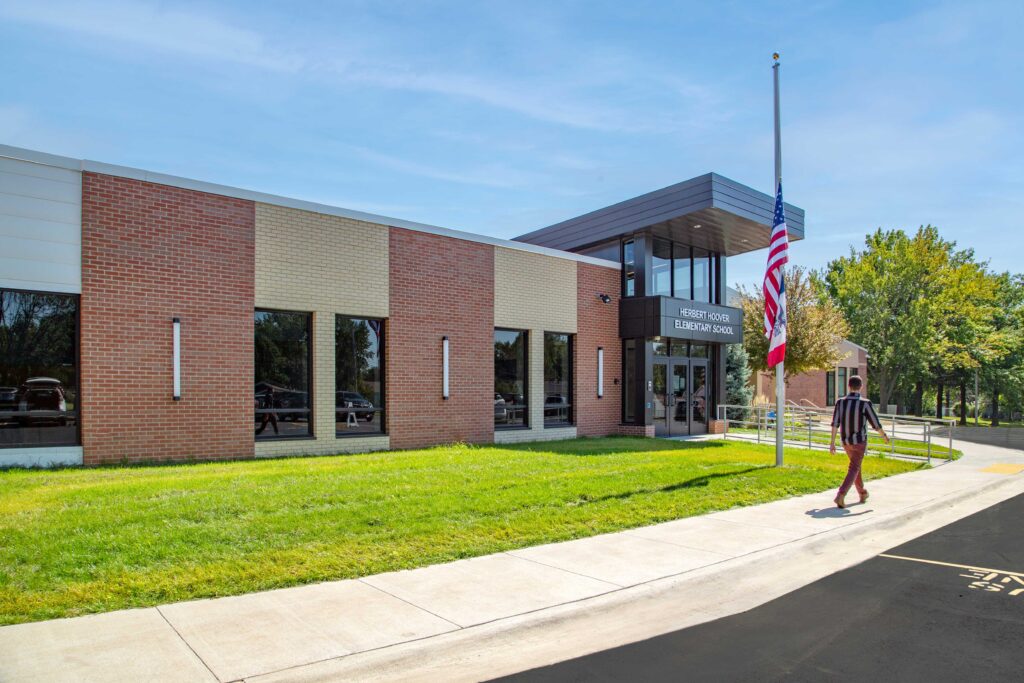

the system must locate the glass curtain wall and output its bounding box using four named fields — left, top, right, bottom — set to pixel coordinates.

left=0, top=289, right=79, bottom=447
